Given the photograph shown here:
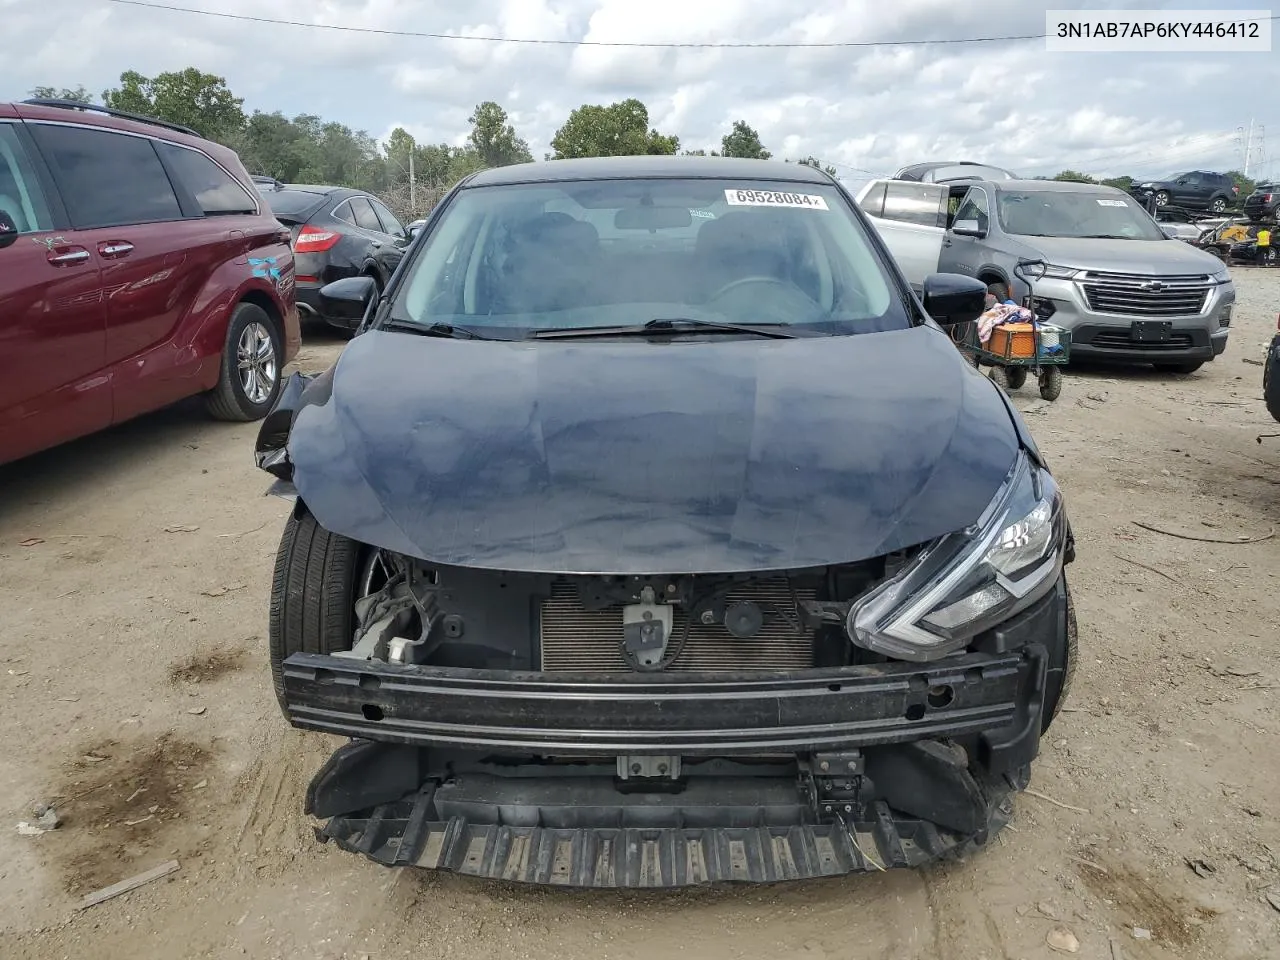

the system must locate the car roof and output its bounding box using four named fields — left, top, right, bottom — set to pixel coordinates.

left=992, top=179, right=1128, bottom=194
left=465, top=155, right=832, bottom=187
left=6, top=99, right=248, bottom=176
